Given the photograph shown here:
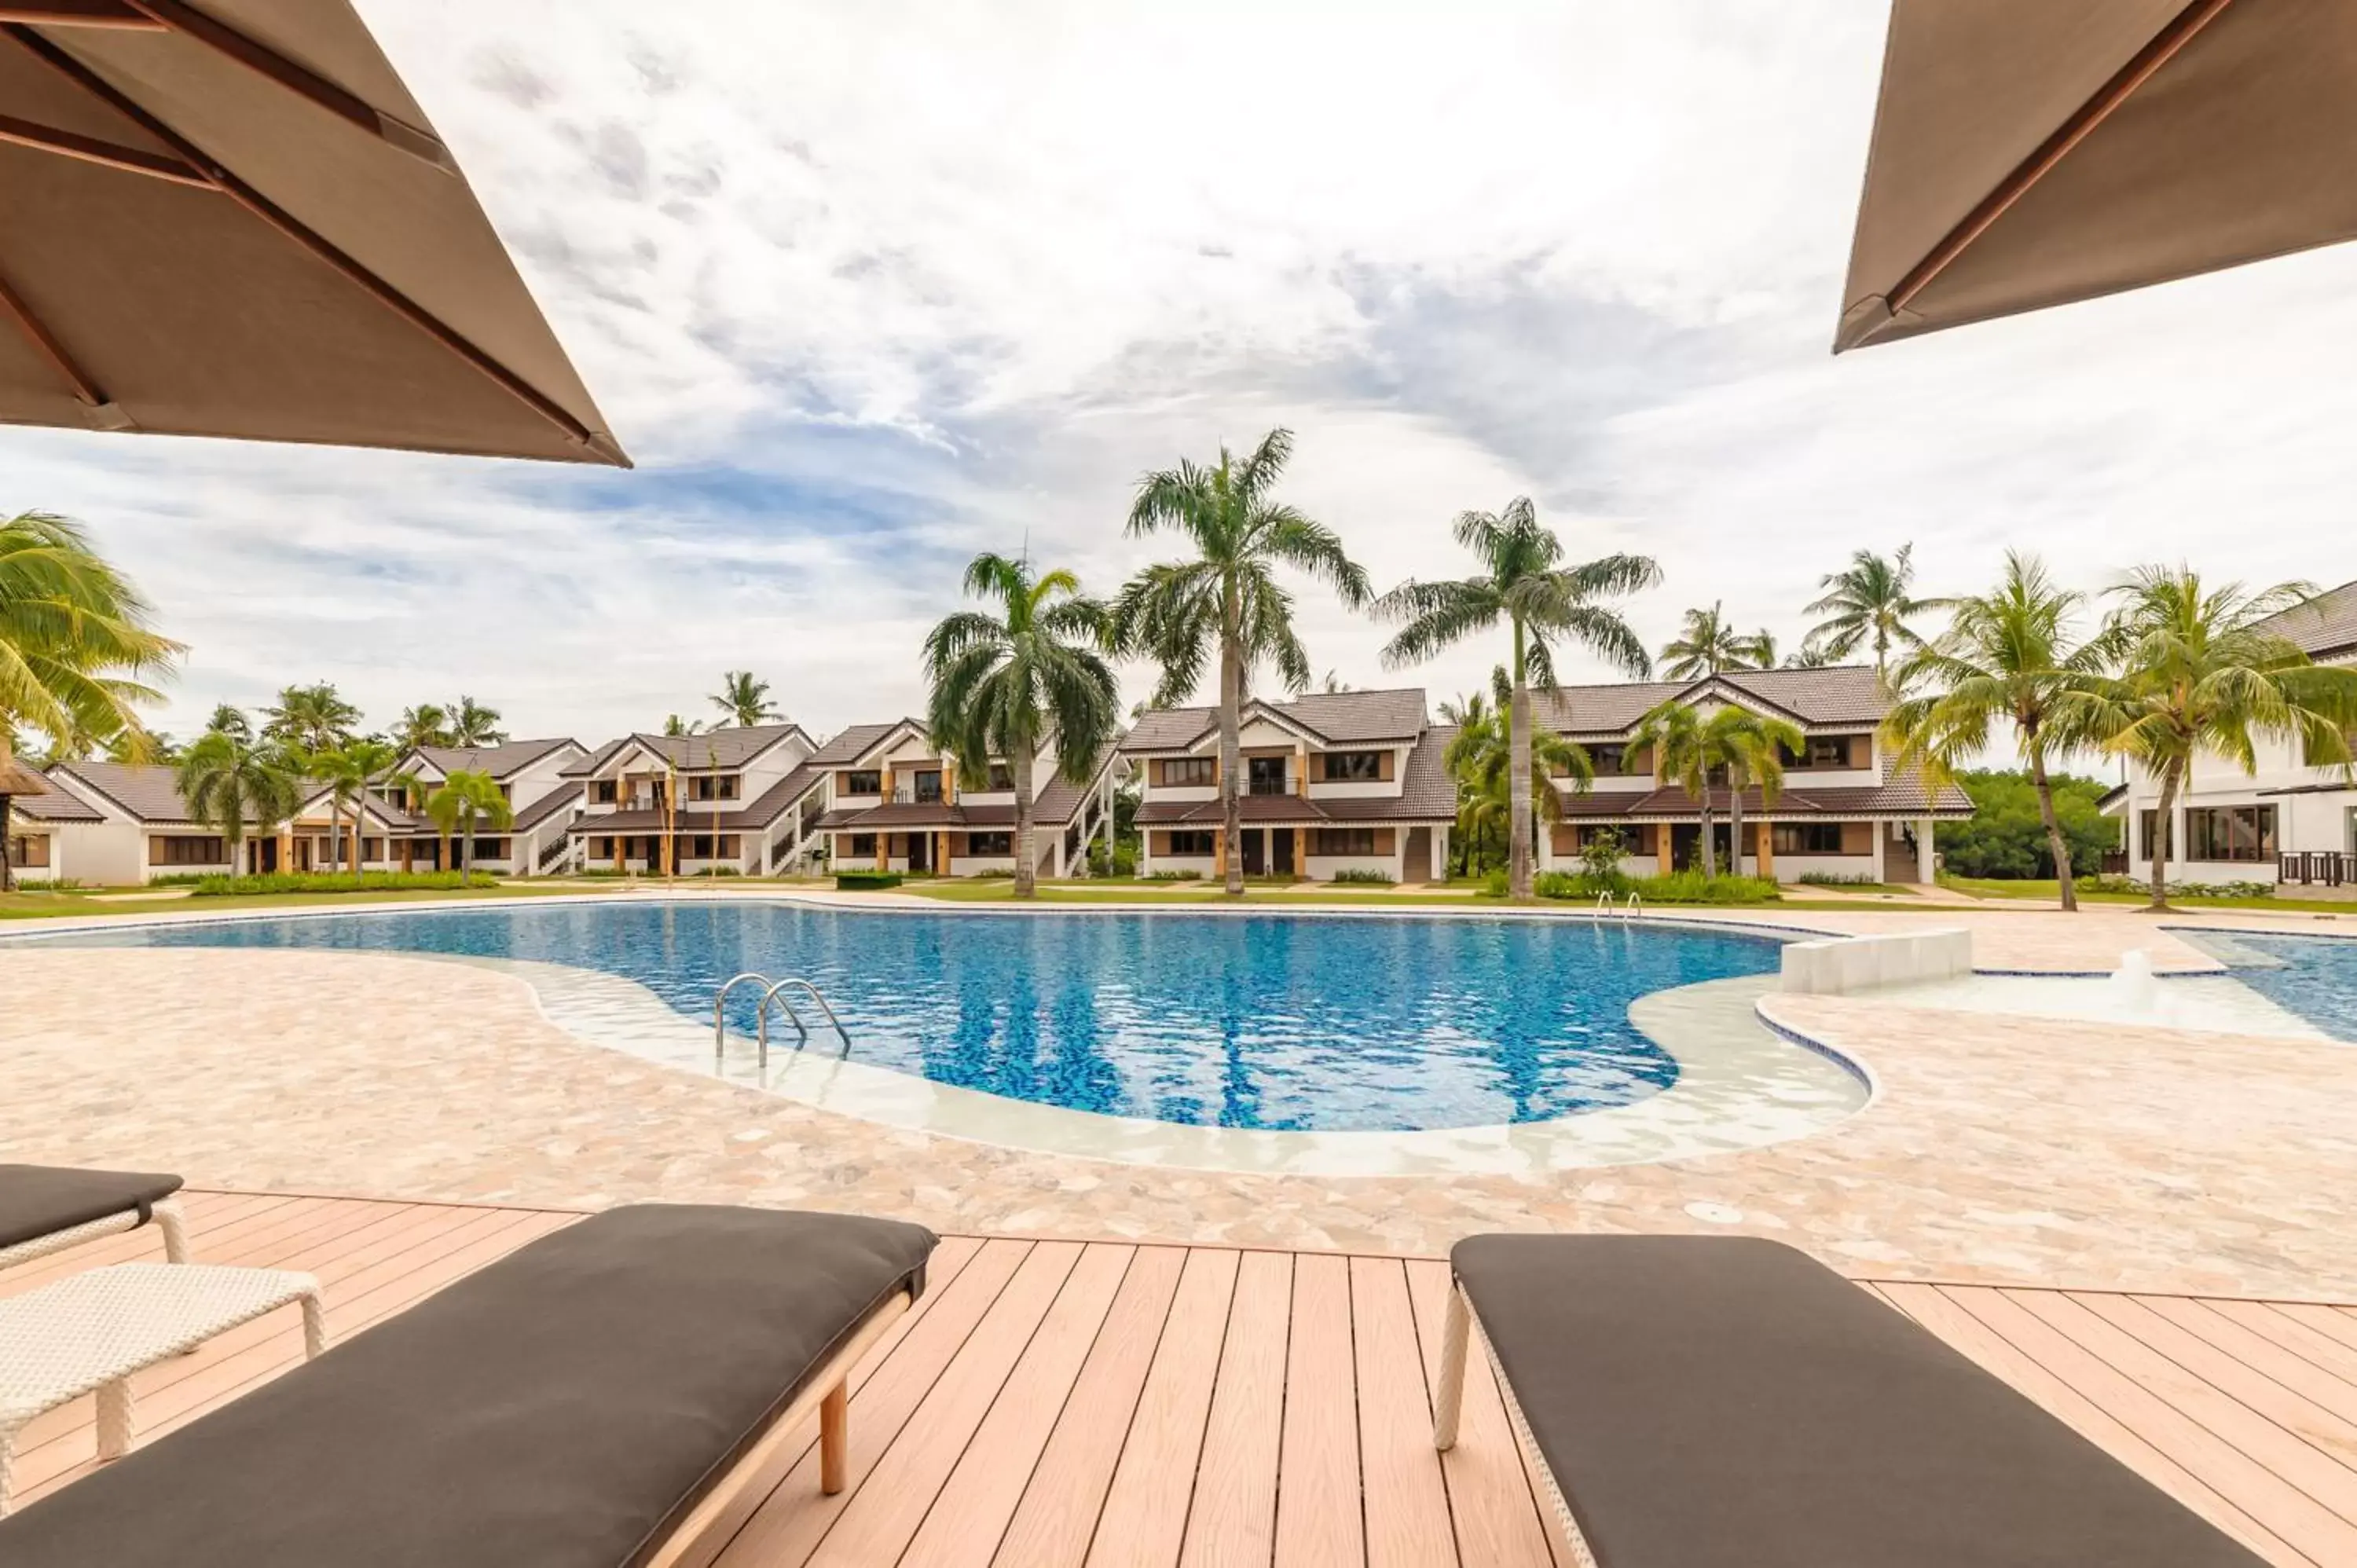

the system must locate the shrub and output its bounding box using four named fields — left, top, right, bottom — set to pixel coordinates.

left=572, top=866, right=631, bottom=878
left=2083, top=874, right=2274, bottom=899
left=189, top=871, right=495, bottom=896
left=1481, top=870, right=1508, bottom=897
left=834, top=871, right=904, bottom=891
left=1798, top=870, right=1882, bottom=888
left=1086, top=840, right=1139, bottom=877
left=1577, top=825, right=1632, bottom=887
left=962, top=868, right=1016, bottom=880
left=1329, top=867, right=1395, bottom=886
left=1532, top=868, right=1780, bottom=905
left=1142, top=869, right=1203, bottom=882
